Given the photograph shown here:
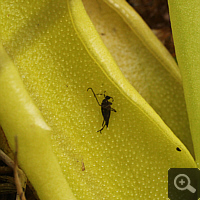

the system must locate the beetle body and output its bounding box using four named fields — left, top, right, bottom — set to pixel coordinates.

left=87, top=88, right=116, bottom=133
